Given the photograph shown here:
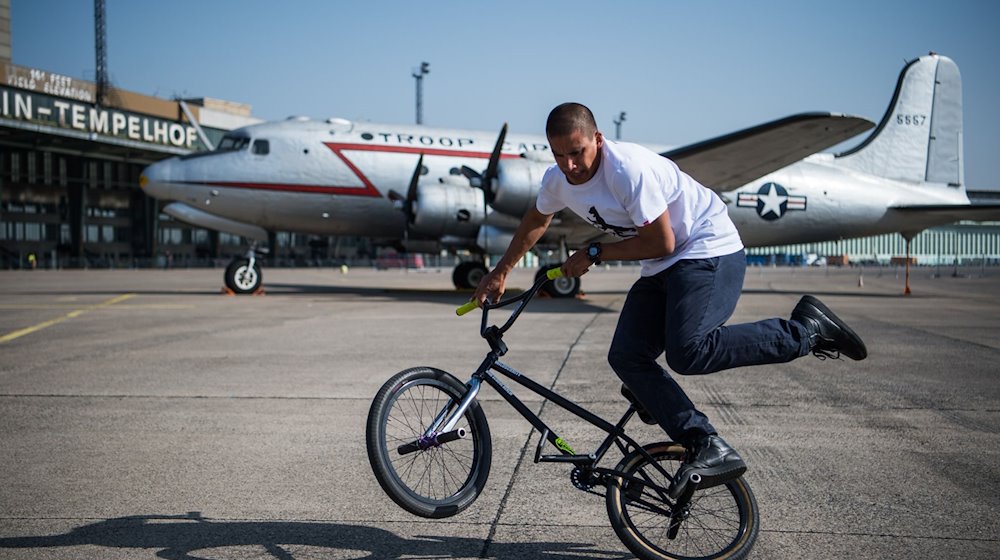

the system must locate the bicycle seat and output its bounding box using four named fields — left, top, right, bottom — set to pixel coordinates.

left=620, top=384, right=658, bottom=425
